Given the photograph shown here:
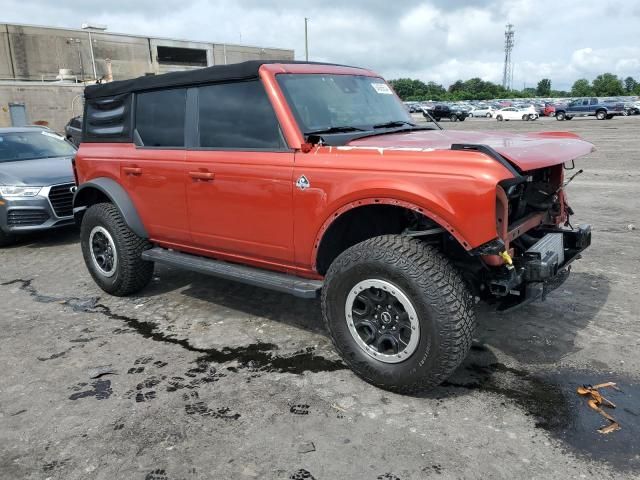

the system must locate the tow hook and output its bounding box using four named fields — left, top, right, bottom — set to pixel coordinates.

left=499, top=250, right=513, bottom=267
